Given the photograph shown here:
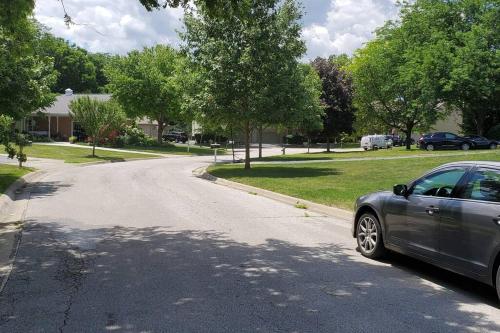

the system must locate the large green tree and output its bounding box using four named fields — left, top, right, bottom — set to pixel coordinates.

left=0, top=4, right=56, bottom=120
left=312, top=56, right=355, bottom=152
left=37, top=31, right=111, bottom=93
left=183, top=0, right=307, bottom=169
left=350, top=2, right=455, bottom=149
left=106, top=45, right=186, bottom=143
